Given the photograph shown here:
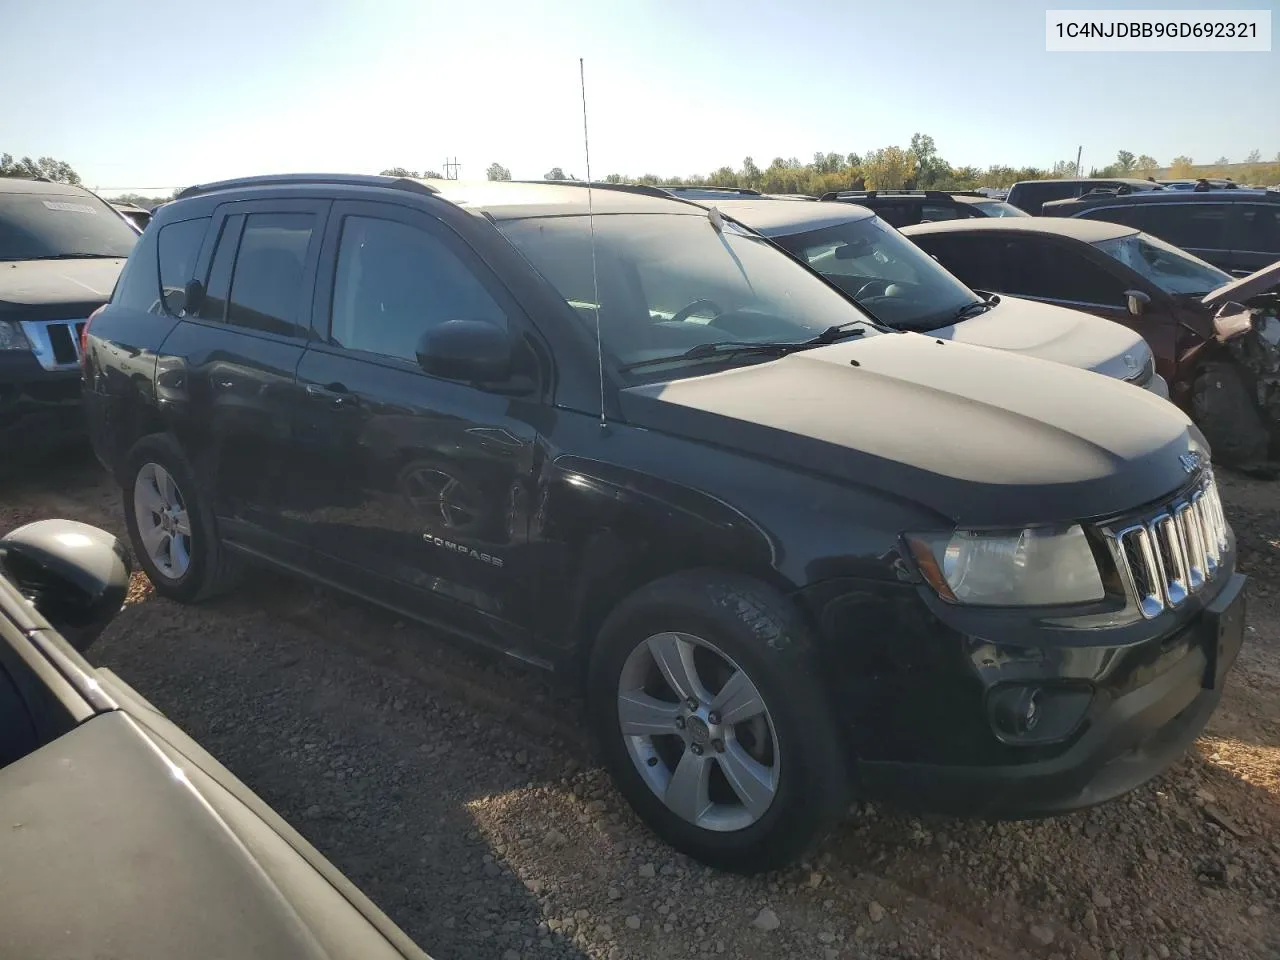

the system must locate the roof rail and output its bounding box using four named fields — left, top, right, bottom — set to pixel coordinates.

left=660, top=185, right=763, bottom=196
left=173, top=173, right=440, bottom=201
left=508, top=179, right=674, bottom=199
